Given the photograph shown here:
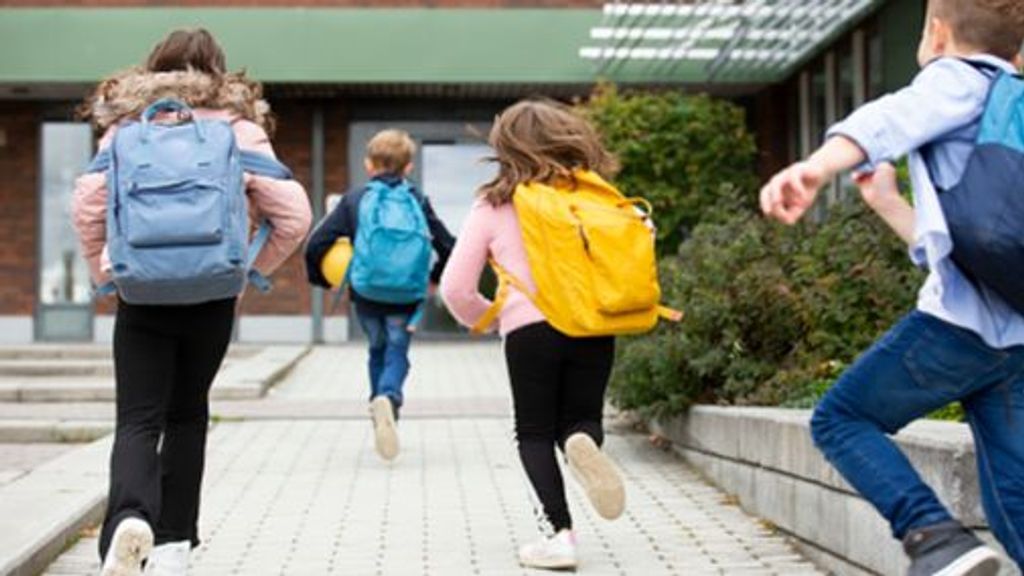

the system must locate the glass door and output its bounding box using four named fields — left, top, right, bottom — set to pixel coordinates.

left=36, top=122, right=93, bottom=341
left=418, top=141, right=497, bottom=334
